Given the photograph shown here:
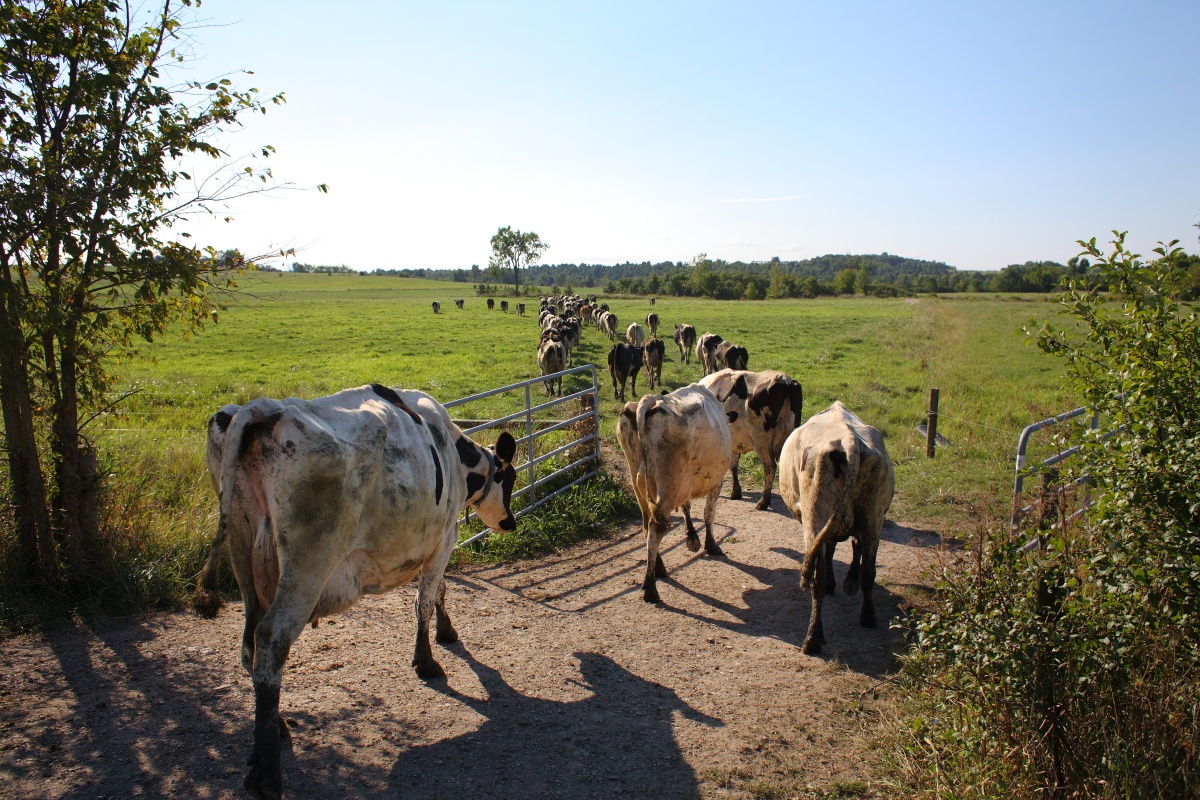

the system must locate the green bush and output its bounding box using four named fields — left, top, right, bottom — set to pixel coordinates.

left=892, top=233, right=1200, bottom=798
